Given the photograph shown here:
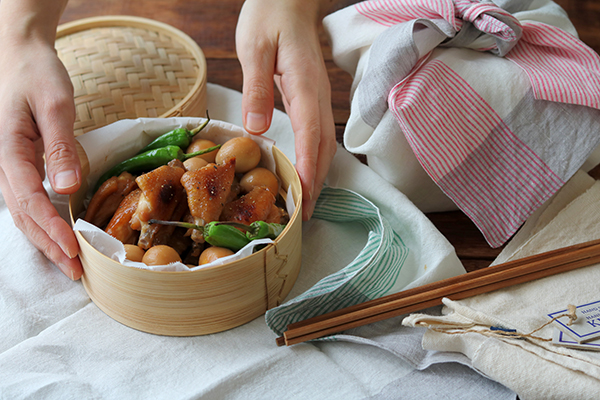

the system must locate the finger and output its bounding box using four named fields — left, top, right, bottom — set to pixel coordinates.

left=302, top=74, right=337, bottom=220
left=279, top=65, right=323, bottom=203
left=274, top=75, right=290, bottom=112
left=236, top=33, right=276, bottom=135
left=276, top=48, right=337, bottom=219
left=34, top=138, right=46, bottom=180
left=0, top=168, right=82, bottom=280
left=1, top=129, right=80, bottom=261
left=303, top=80, right=337, bottom=220
left=37, top=92, right=81, bottom=195
left=31, top=66, right=81, bottom=262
